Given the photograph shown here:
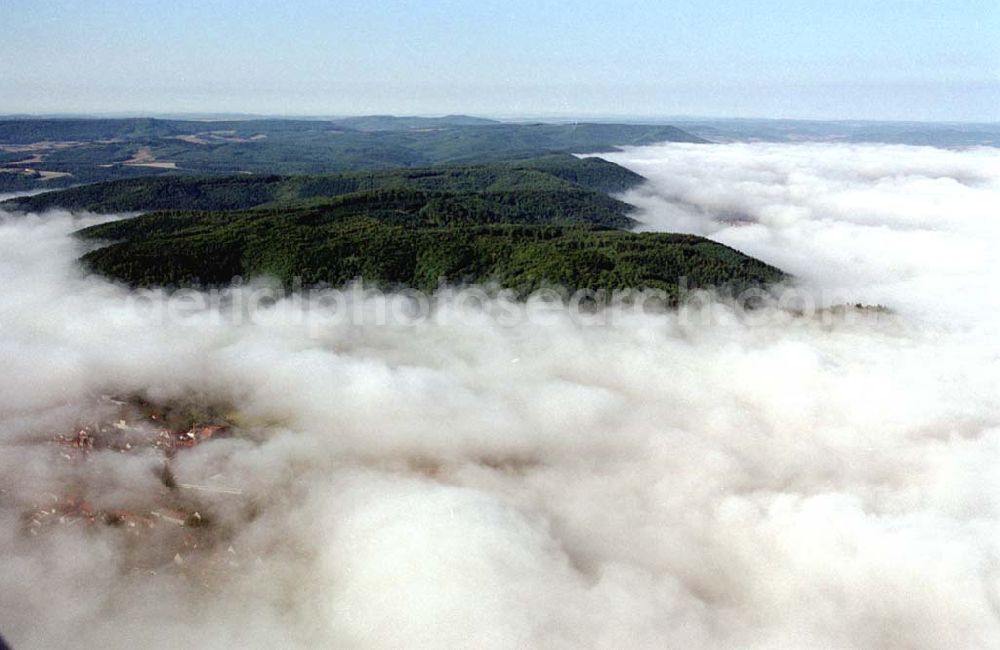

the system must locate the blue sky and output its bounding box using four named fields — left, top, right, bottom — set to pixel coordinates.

left=2, top=0, right=997, bottom=121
